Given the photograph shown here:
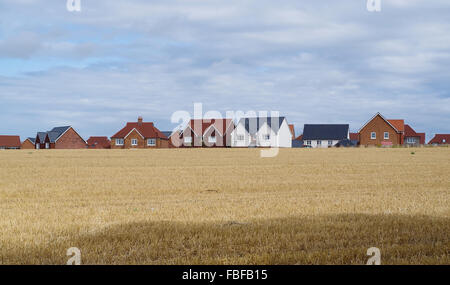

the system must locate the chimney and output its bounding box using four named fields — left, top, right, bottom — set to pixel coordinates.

left=138, top=116, right=143, bottom=126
